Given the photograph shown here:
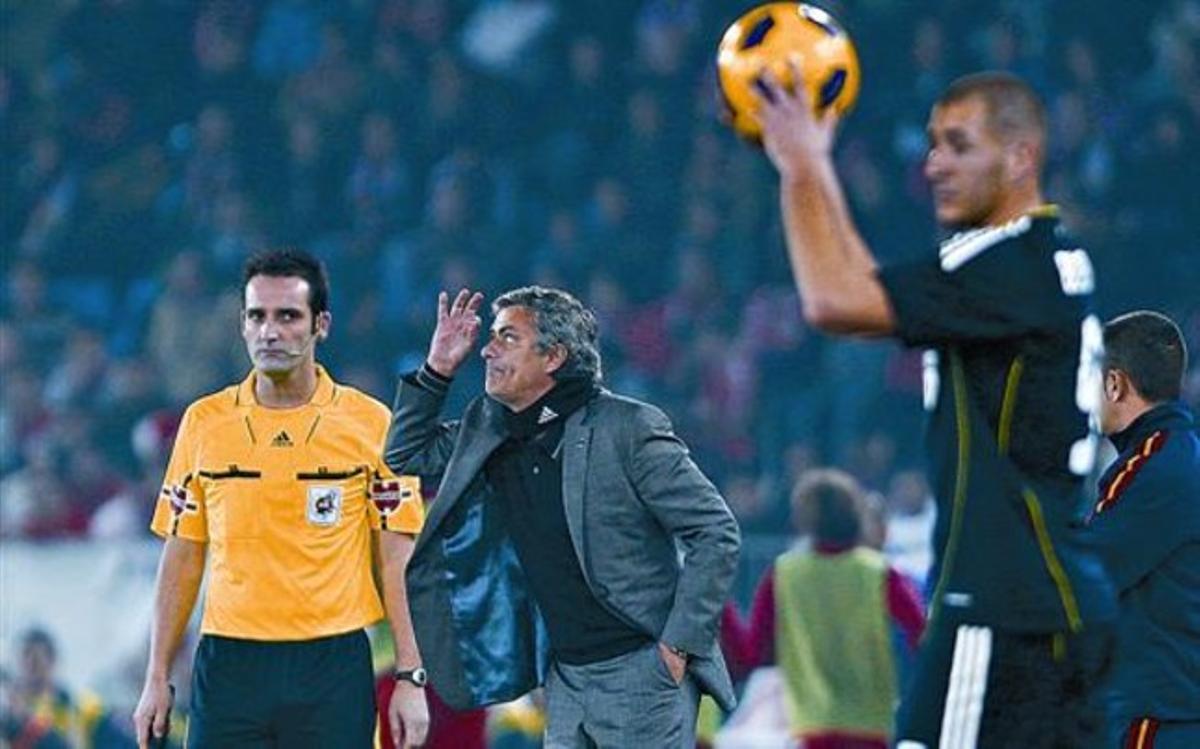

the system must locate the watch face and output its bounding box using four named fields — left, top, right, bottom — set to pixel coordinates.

left=411, top=667, right=428, bottom=686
